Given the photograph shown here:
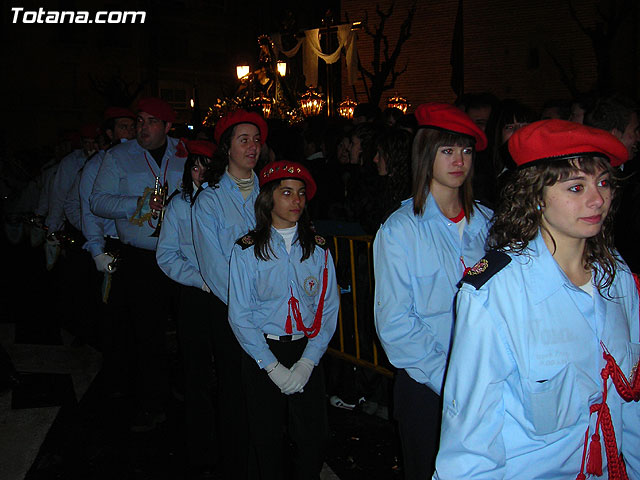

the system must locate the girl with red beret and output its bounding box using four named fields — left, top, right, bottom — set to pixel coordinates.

left=434, top=120, right=640, bottom=479
left=191, top=109, right=267, bottom=478
left=373, top=103, right=493, bottom=479
left=228, top=160, right=339, bottom=480
left=156, top=140, right=217, bottom=477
